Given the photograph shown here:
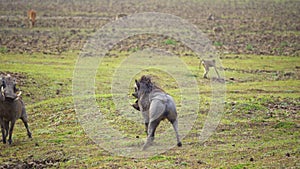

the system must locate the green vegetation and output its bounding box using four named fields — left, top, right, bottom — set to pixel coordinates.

left=246, top=44, right=254, bottom=51
left=213, top=41, right=223, bottom=47
left=164, top=39, right=177, bottom=45
left=0, top=51, right=299, bottom=168
left=0, top=46, right=8, bottom=53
